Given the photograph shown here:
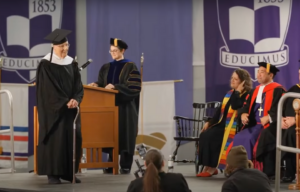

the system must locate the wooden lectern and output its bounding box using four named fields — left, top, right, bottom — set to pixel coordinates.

left=34, top=85, right=120, bottom=175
